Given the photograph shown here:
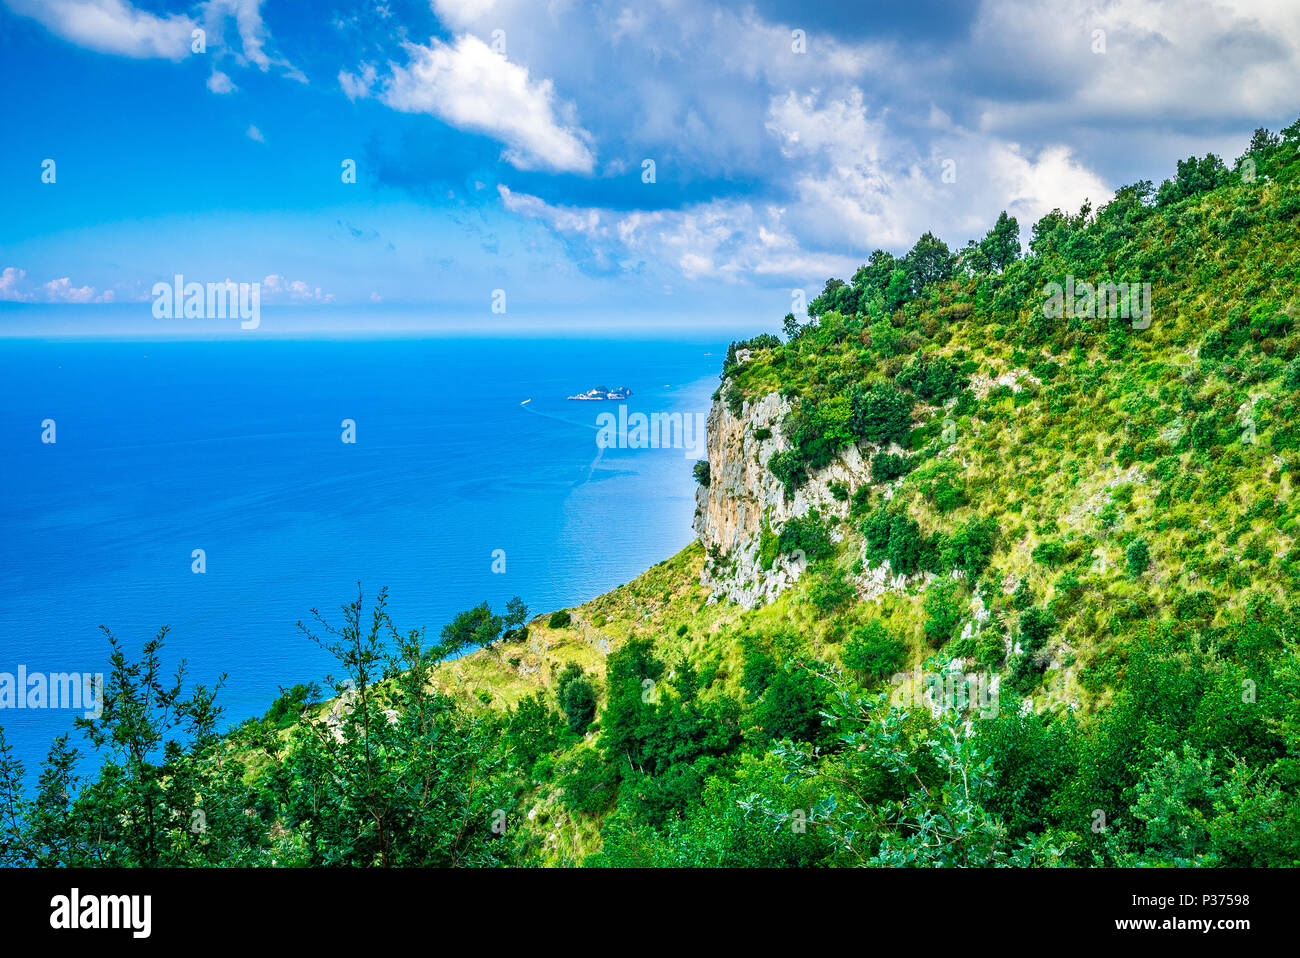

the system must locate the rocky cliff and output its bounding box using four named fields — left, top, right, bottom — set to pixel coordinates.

left=692, top=390, right=877, bottom=608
